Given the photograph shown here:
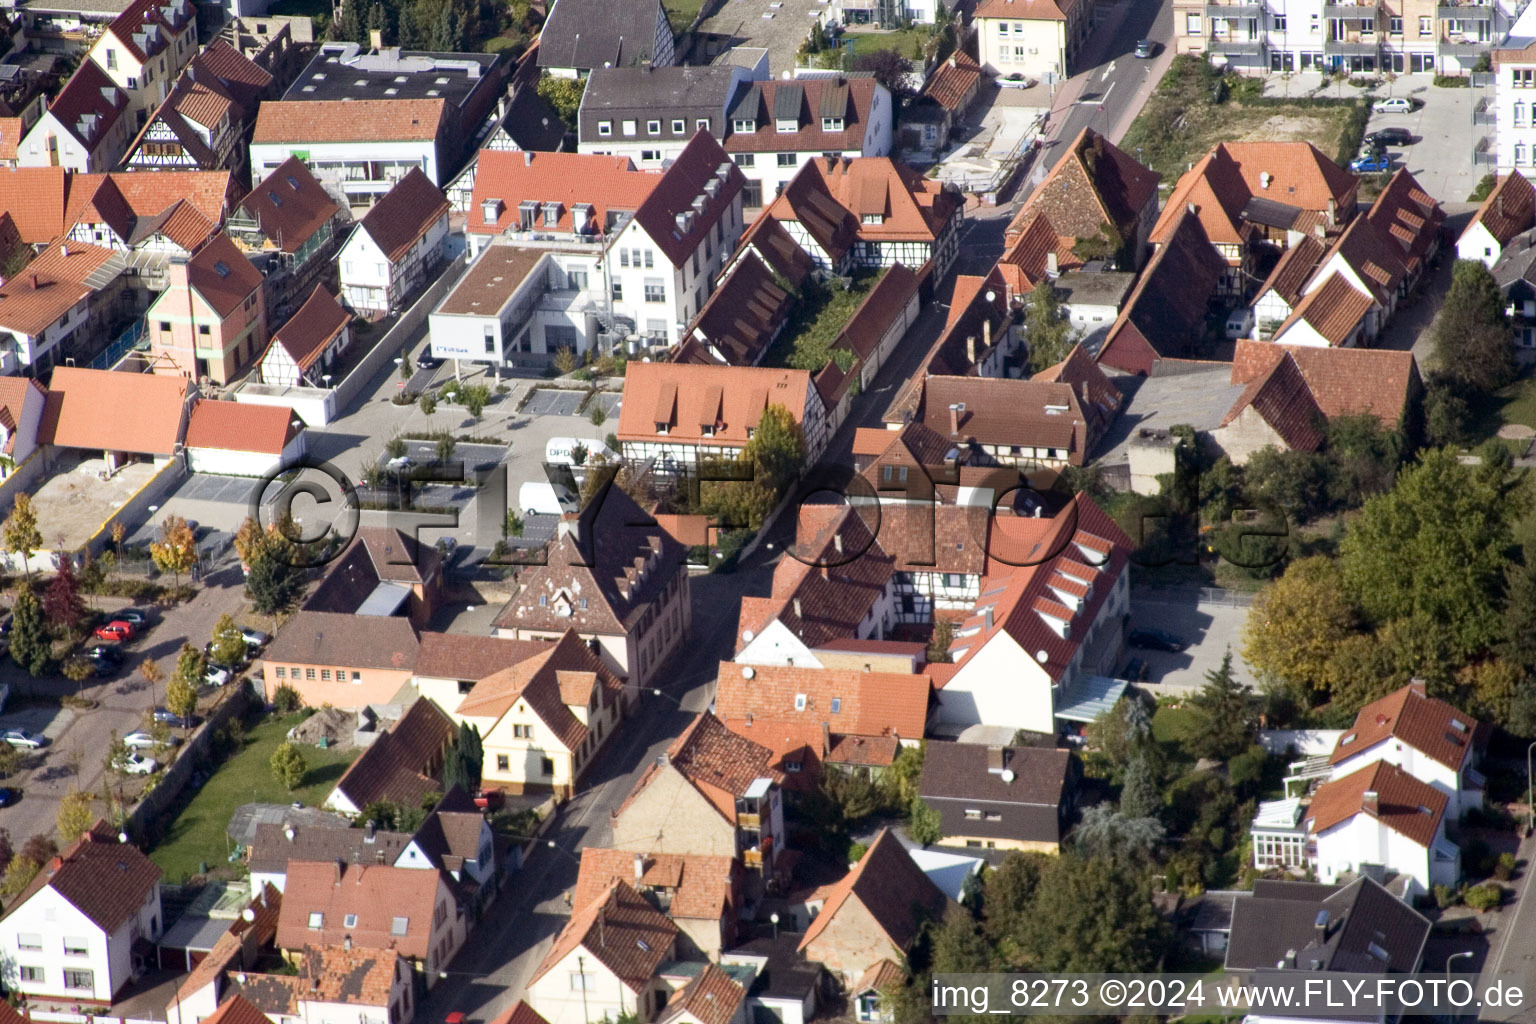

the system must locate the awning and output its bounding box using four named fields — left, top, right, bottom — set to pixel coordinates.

left=1053, top=674, right=1127, bottom=723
